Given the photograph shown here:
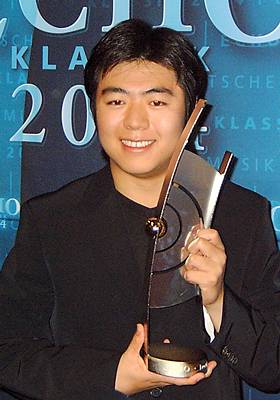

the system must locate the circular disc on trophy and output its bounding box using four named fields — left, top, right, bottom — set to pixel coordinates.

left=148, top=343, right=208, bottom=378
left=148, top=182, right=203, bottom=308
left=152, top=182, right=203, bottom=273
